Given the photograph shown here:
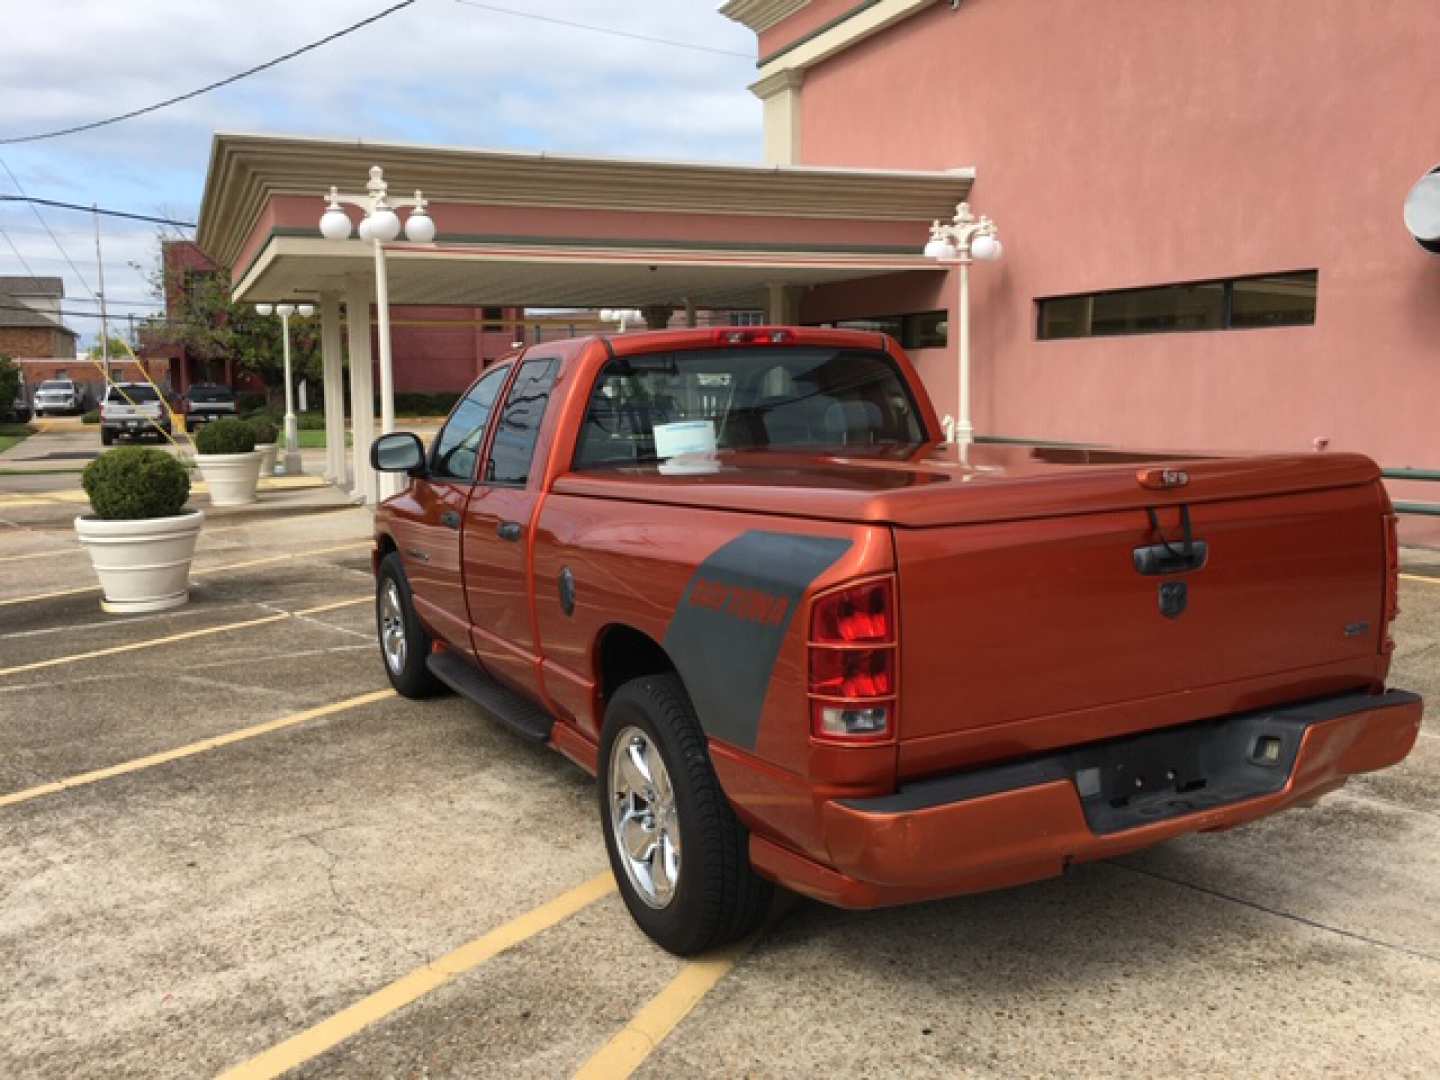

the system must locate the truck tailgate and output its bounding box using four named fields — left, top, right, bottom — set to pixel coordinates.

left=895, top=479, right=1388, bottom=773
